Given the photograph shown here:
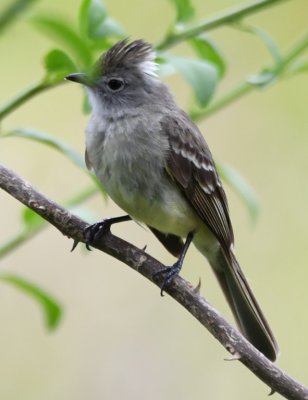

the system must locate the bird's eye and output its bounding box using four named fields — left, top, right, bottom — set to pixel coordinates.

left=107, top=78, right=125, bottom=92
